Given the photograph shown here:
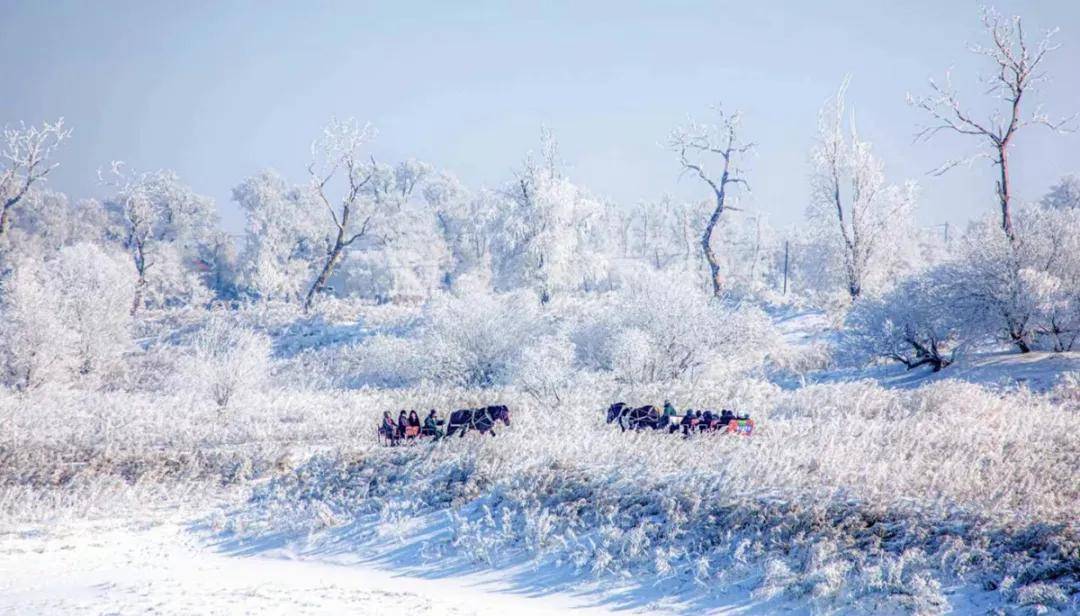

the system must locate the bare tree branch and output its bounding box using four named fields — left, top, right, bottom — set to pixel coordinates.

left=667, top=105, right=754, bottom=297
left=909, top=7, right=1075, bottom=242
